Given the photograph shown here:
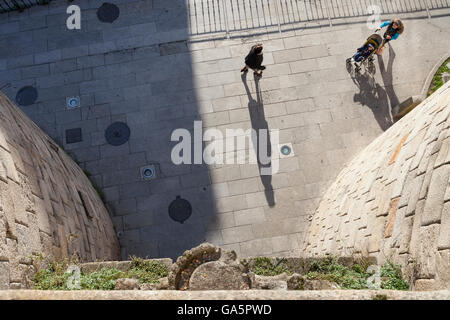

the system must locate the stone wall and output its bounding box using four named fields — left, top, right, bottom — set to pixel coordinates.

left=303, top=82, right=450, bottom=290
left=0, top=92, right=120, bottom=289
